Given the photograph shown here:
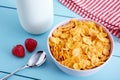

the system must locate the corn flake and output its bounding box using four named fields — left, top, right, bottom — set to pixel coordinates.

left=49, top=19, right=111, bottom=70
